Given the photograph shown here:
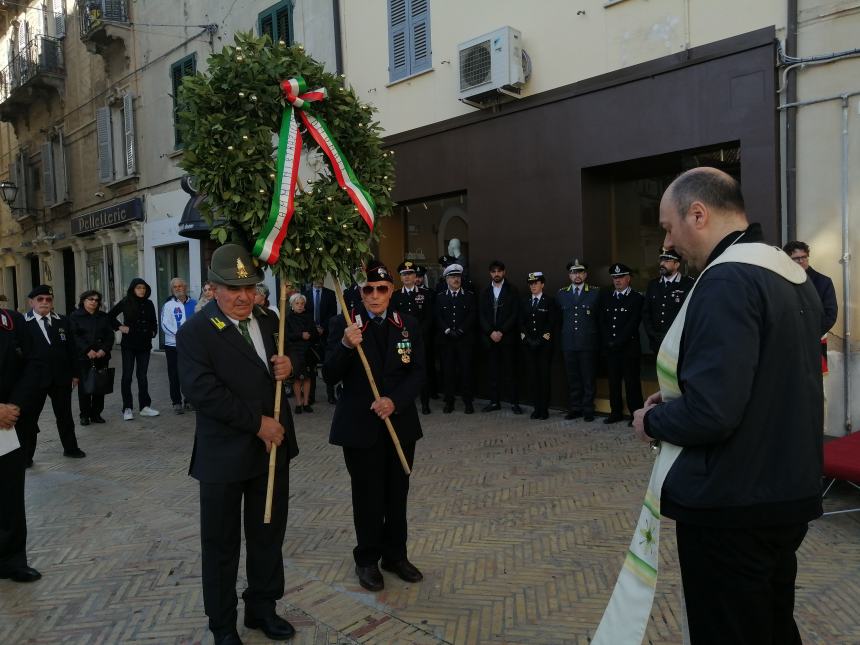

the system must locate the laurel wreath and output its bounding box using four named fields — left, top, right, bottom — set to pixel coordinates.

left=176, top=32, right=394, bottom=282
